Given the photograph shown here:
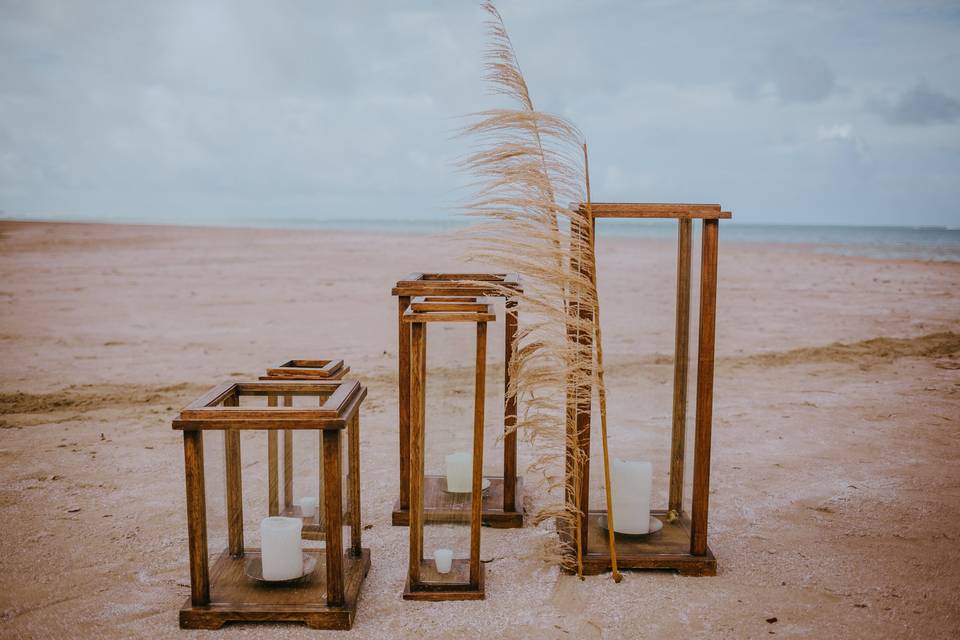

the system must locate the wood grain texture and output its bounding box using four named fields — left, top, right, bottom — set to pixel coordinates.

left=264, top=359, right=347, bottom=380
left=397, top=295, right=411, bottom=511
left=392, top=272, right=522, bottom=298
left=183, top=430, right=209, bottom=606
left=691, top=219, right=719, bottom=556
left=174, top=381, right=370, bottom=628
left=564, top=204, right=727, bottom=575
left=469, top=321, right=487, bottom=588
left=581, top=202, right=730, bottom=219
left=322, top=429, right=344, bottom=606
left=503, top=297, right=519, bottom=512
left=566, top=215, right=593, bottom=562
left=558, top=511, right=716, bottom=577
left=392, top=279, right=524, bottom=529
left=402, top=307, right=496, bottom=323
left=669, top=218, right=692, bottom=515
left=178, top=548, right=371, bottom=630
left=391, top=476, right=523, bottom=528
left=407, top=321, right=427, bottom=584
left=173, top=381, right=365, bottom=431
left=223, top=395, right=243, bottom=558
left=267, top=432, right=279, bottom=516
left=348, top=411, right=362, bottom=555
left=403, top=559, right=485, bottom=601
left=404, top=311, right=490, bottom=600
